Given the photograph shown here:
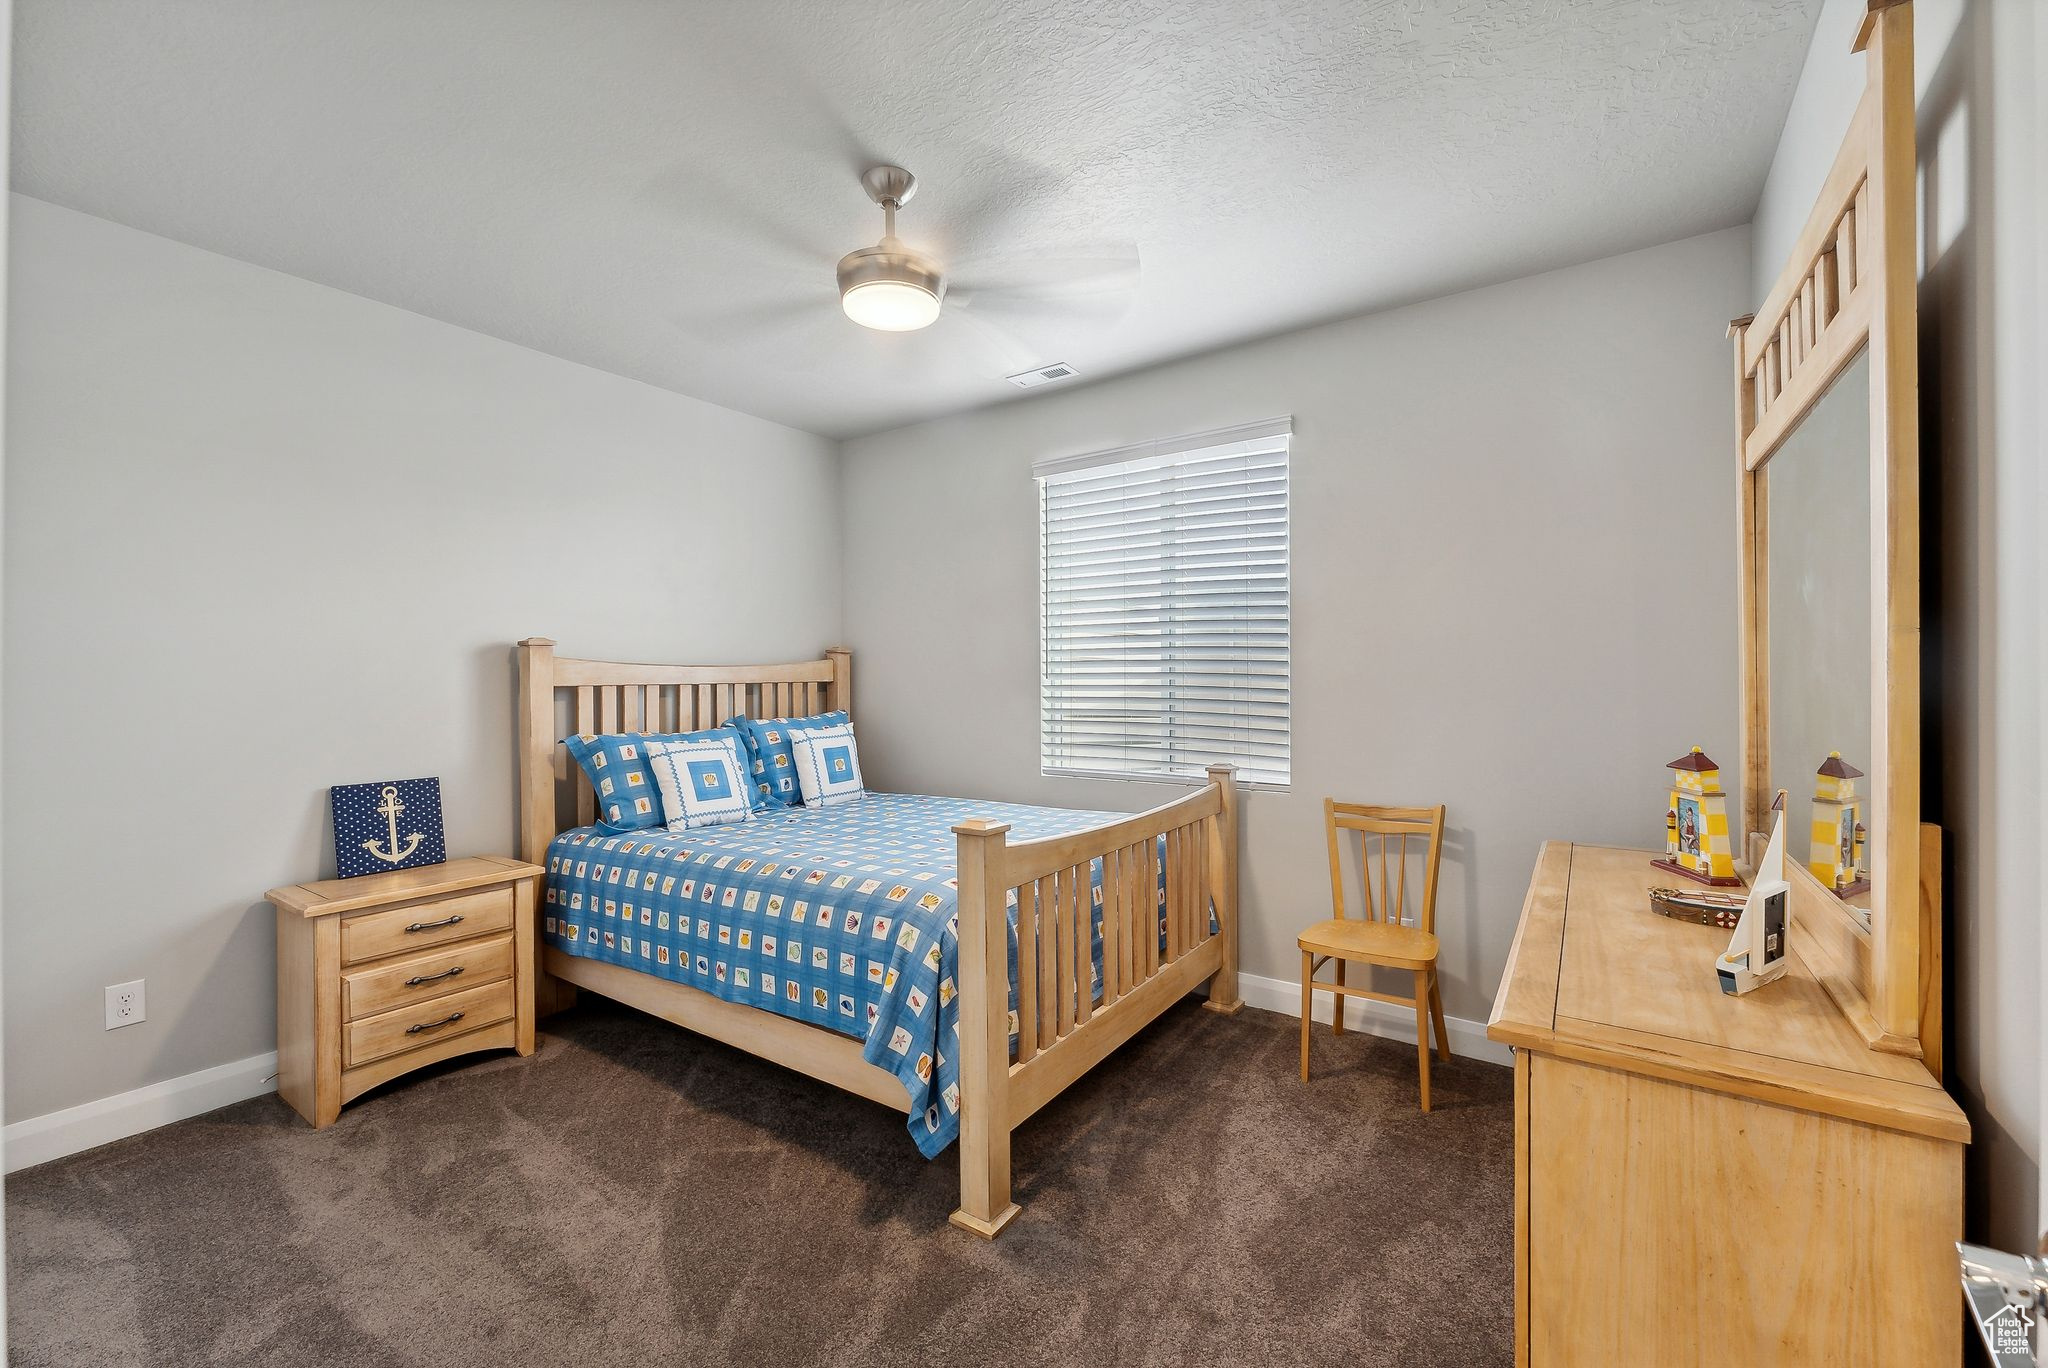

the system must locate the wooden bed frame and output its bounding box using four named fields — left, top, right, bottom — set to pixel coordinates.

left=515, top=638, right=1243, bottom=1237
